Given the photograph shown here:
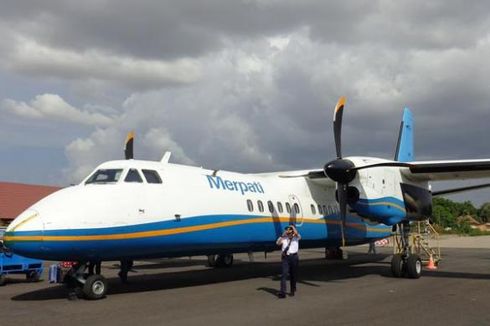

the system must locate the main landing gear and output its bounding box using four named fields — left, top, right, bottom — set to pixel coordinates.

left=391, top=222, right=422, bottom=279
left=207, top=254, right=234, bottom=268
left=64, top=261, right=108, bottom=300
left=118, top=260, right=134, bottom=283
